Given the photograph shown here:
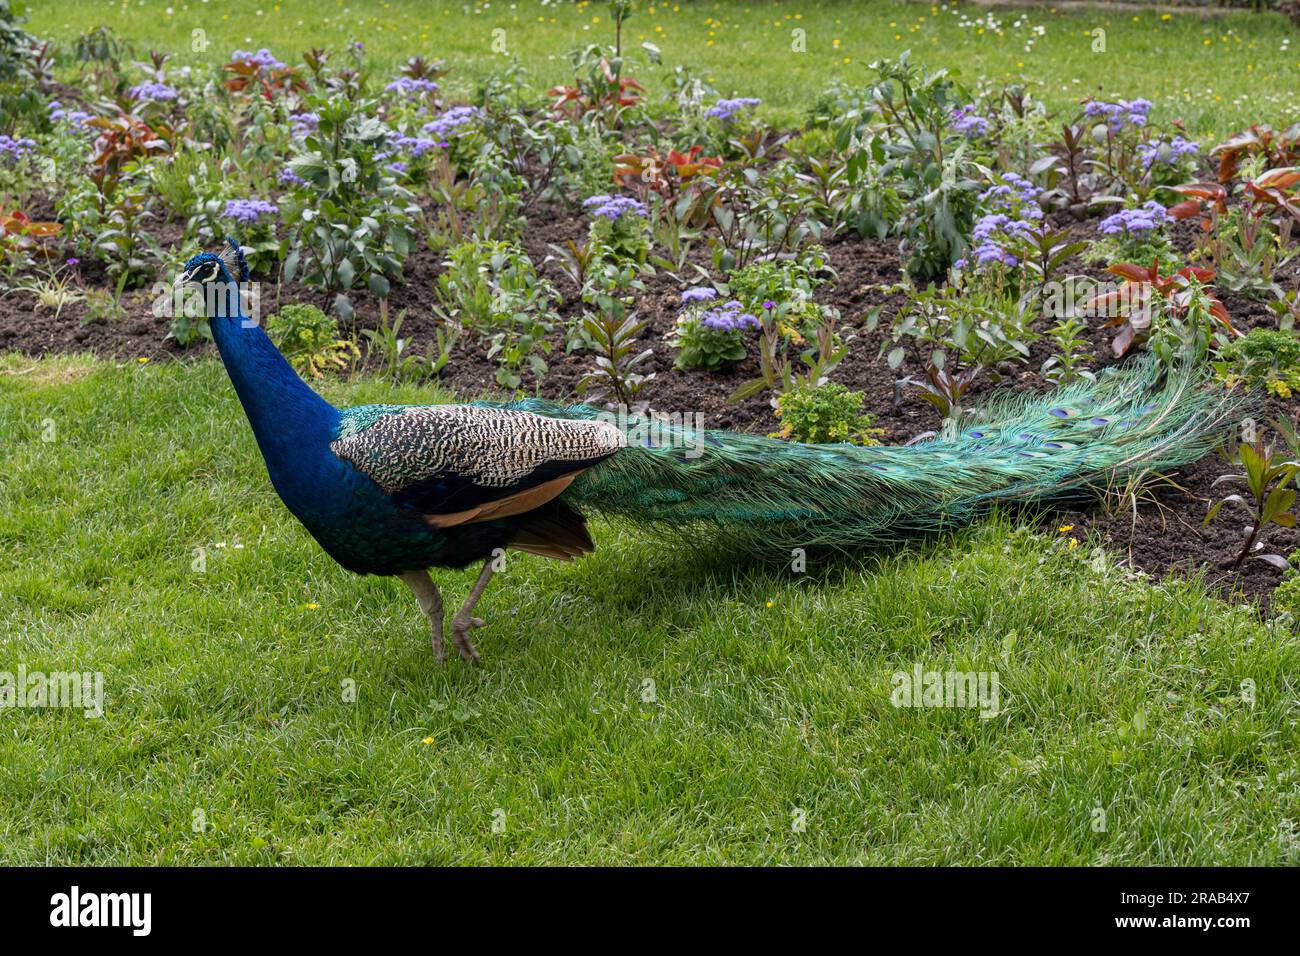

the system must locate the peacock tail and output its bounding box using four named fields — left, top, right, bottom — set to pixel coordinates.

left=484, top=358, right=1247, bottom=553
